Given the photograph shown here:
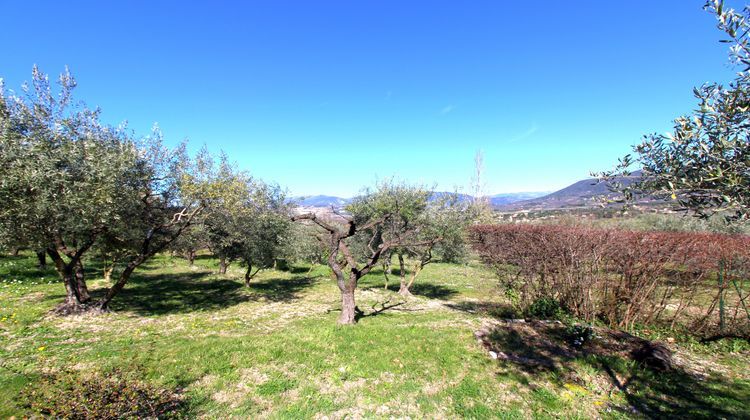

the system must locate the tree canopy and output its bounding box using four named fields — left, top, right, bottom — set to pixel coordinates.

left=0, top=67, right=254, bottom=311
left=598, top=1, right=750, bottom=222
